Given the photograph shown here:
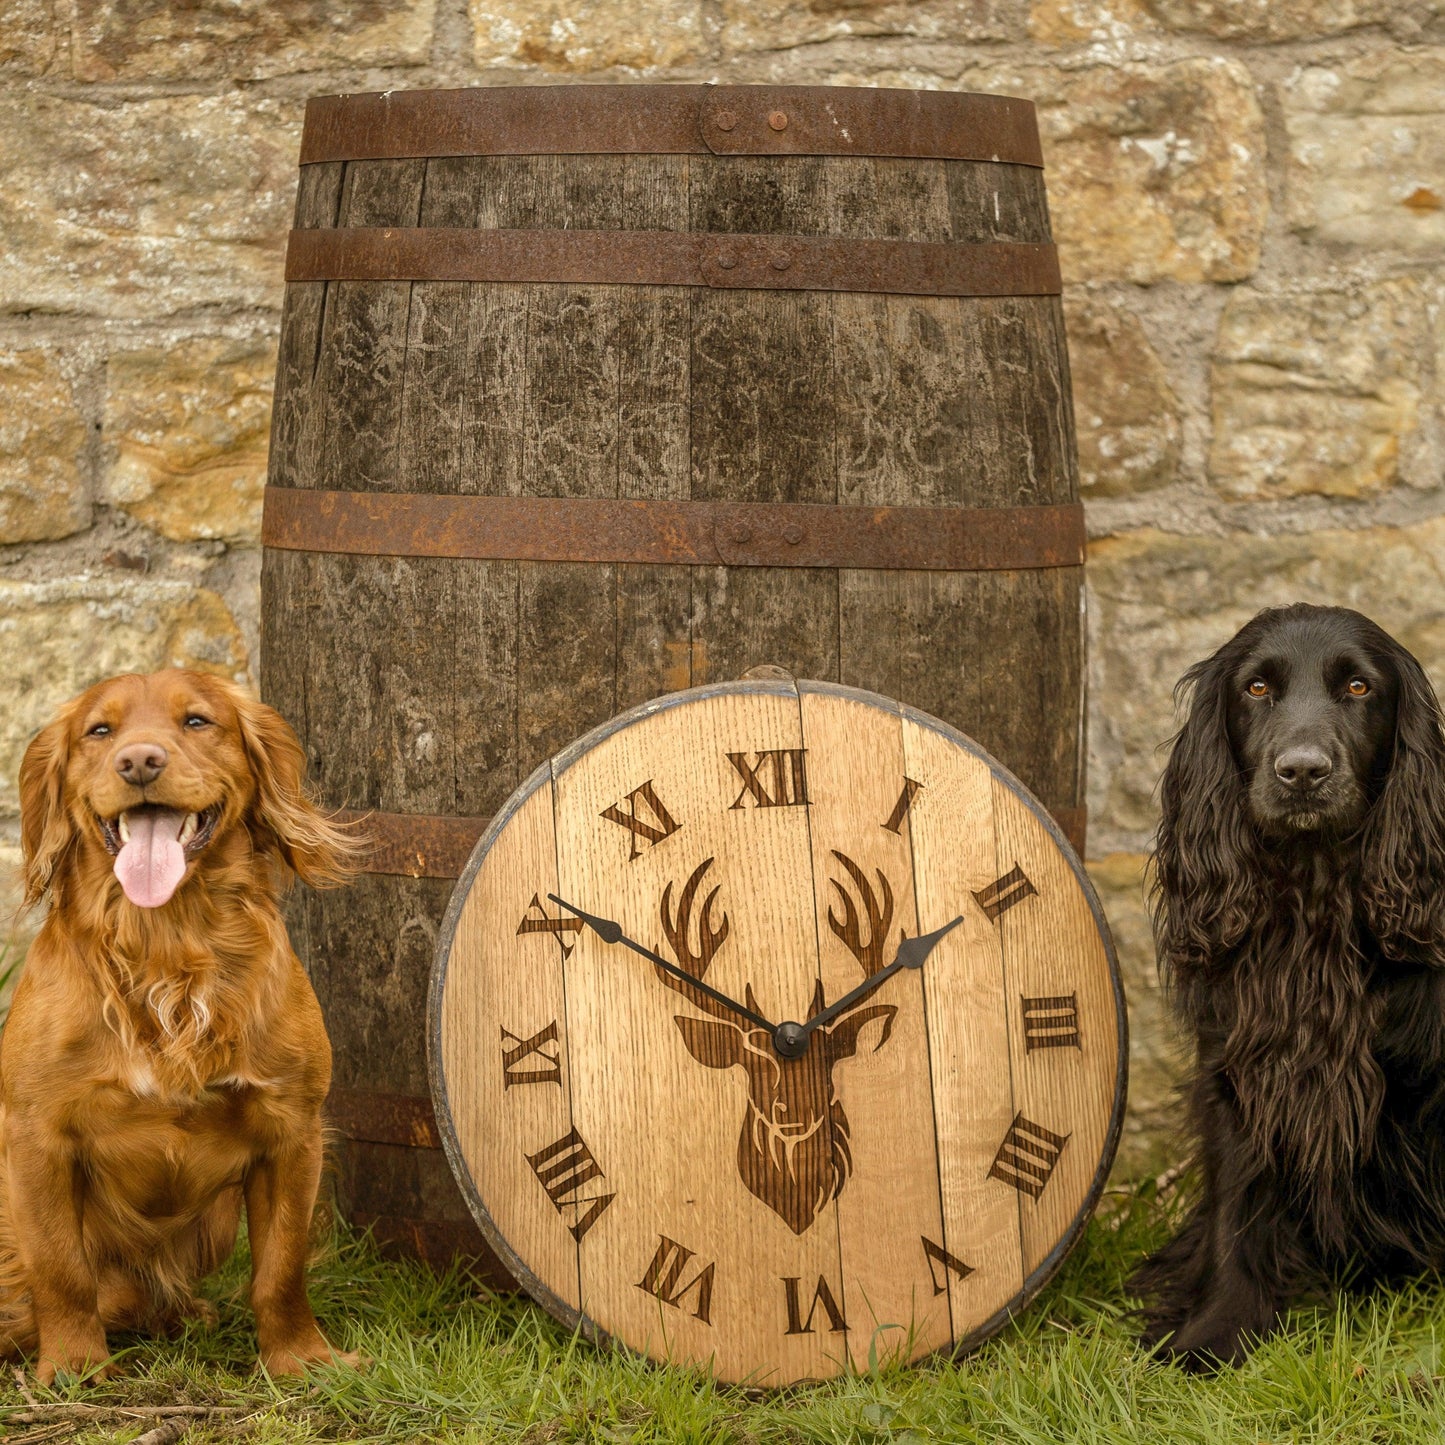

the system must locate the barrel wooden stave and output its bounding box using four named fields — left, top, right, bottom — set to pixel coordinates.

left=261, top=105, right=1081, bottom=1273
